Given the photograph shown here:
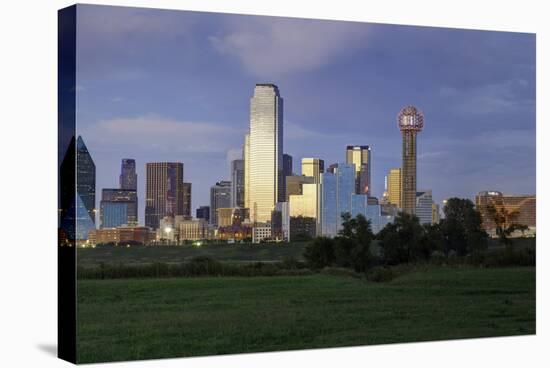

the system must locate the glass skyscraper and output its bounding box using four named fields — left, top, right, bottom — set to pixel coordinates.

left=321, top=163, right=355, bottom=237
left=76, top=136, right=96, bottom=225
left=100, top=188, right=138, bottom=228
left=416, top=190, right=434, bottom=225
left=248, top=84, right=283, bottom=223
left=100, top=202, right=128, bottom=228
